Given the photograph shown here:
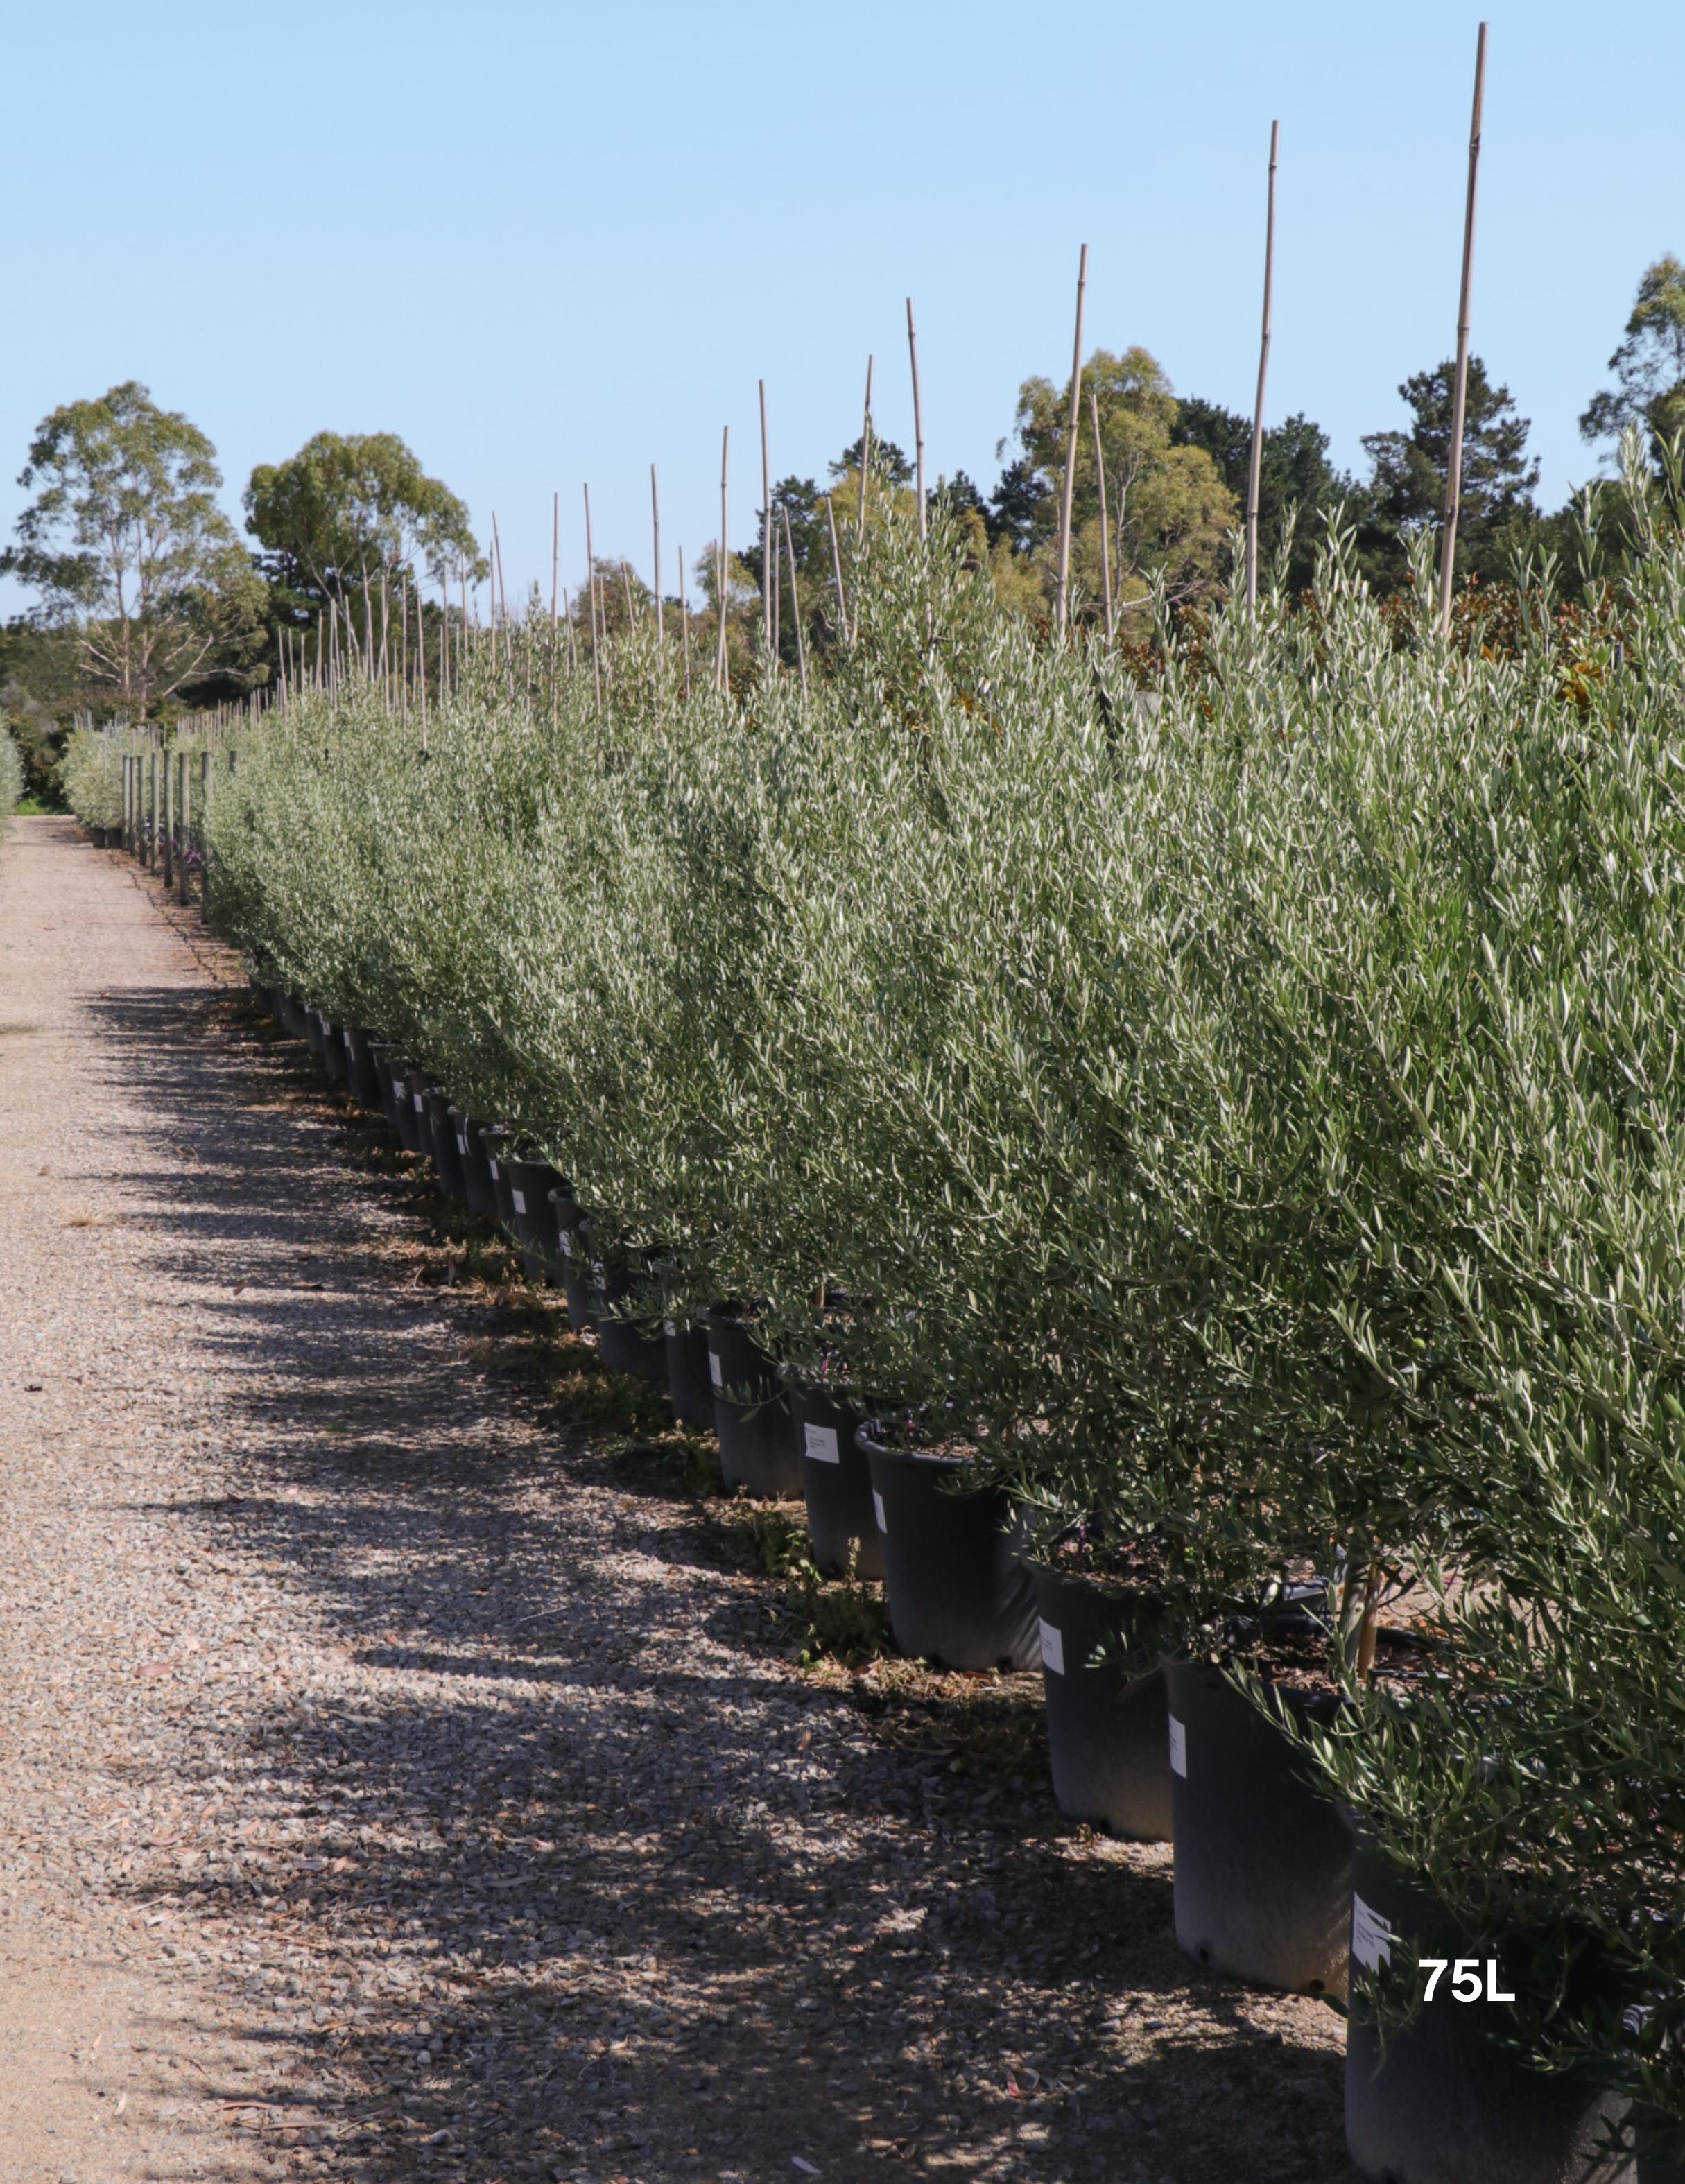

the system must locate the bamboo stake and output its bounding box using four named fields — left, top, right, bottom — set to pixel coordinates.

left=825, top=495, right=847, bottom=636
left=621, top=562, right=636, bottom=628
left=583, top=486, right=603, bottom=718
left=782, top=503, right=807, bottom=701
left=1439, top=23, right=1488, bottom=632
left=678, top=549, right=691, bottom=697
left=716, top=426, right=729, bottom=695
left=551, top=490, right=560, bottom=627
left=1245, top=121, right=1281, bottom=616
left=491, top=512, right=508, bottom=676
left=906, top=298, right=926, bottom=542
left=1055, top=243, right=1089, bottom=634
left=650, top=465, right=663, bottom=641
left=856, top=356, right=874, bottom=548
left=1090, top=390, right=1114, bottom=643
left=759, top=380, right=772, bottom=655
left=400, top=577, right=410, bottom=728
left=562, top=587, right=578, bottom=671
